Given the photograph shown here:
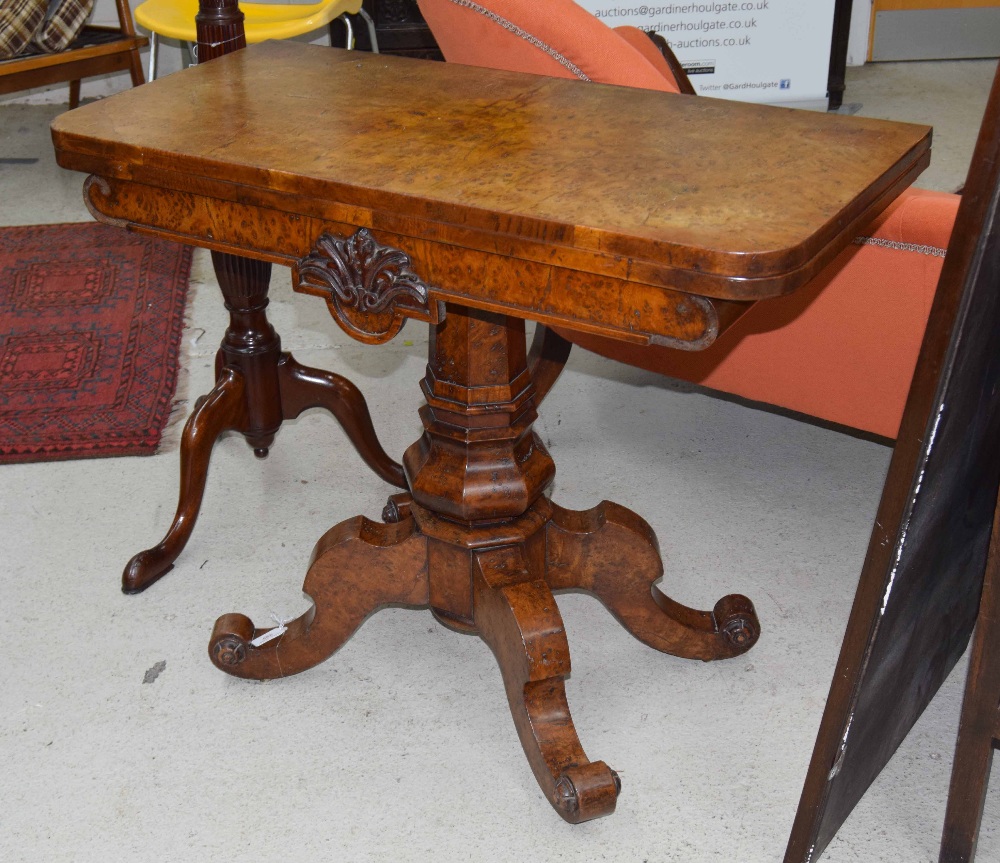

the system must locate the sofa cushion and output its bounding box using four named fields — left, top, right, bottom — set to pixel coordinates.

left=32, top=0, right=95, bottom=54
left=0, top=0, right=47, bottom=59
left=417, top=0, right=680, bottom=93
